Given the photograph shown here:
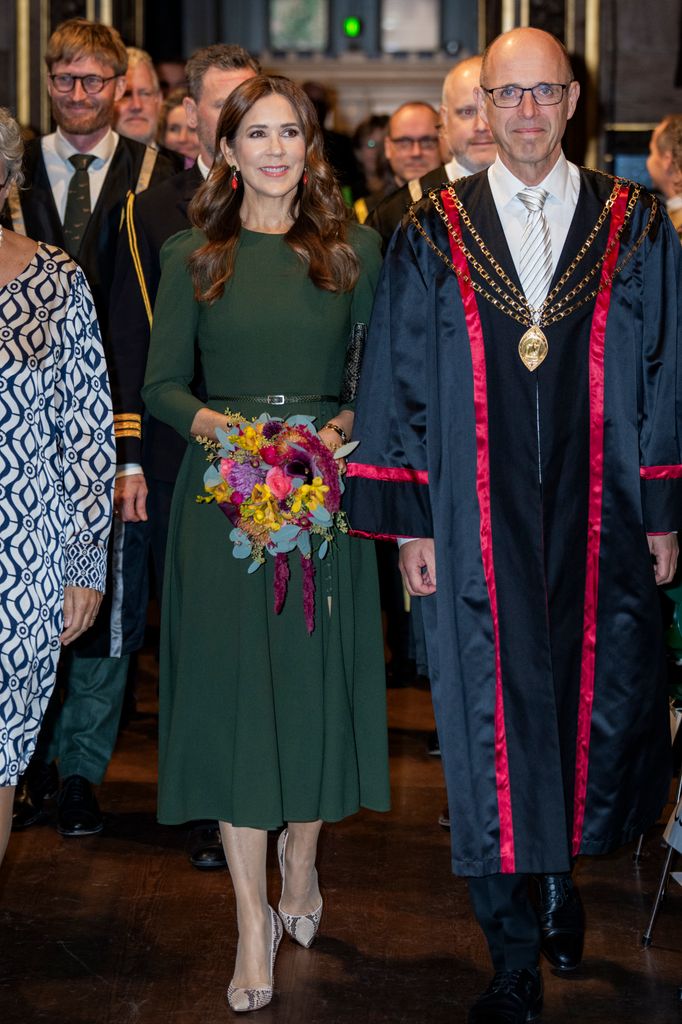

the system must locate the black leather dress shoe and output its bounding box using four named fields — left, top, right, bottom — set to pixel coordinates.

left=12, top=759, right=59, bottom=830
left=536, top=872, right=585, bottom=972
left=188, top=824, right=226, bottom=870
left=426, top=730, right=441, bottom=756
left=57, top=775, right=103, bottom=836
left=469, top=968, right=543, bottom=1023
